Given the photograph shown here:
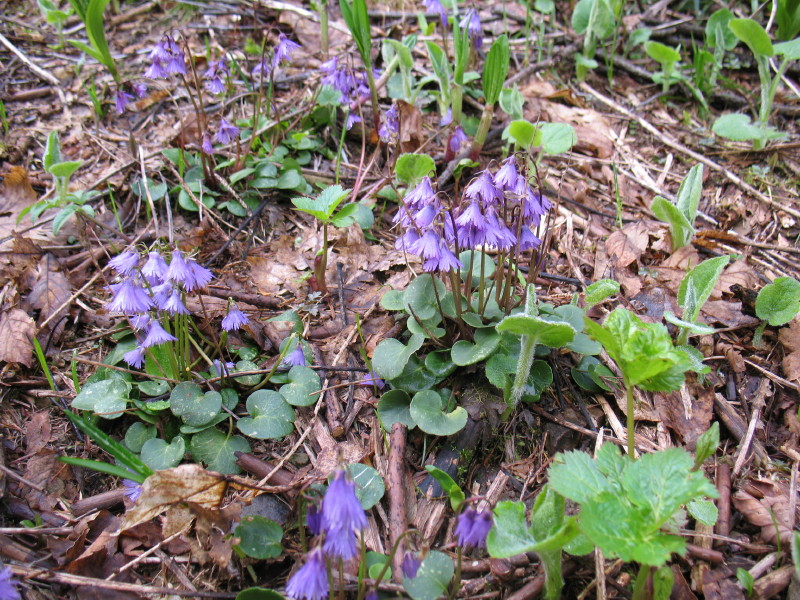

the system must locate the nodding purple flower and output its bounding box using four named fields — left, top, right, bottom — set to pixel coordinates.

left=122, top=479, right=143, bottom=502
left=204, top=58, right=229, bottom=95
left=402, top=552, right=422, bottom=579
left=146, top=34, right=185, bottom=78
left=285, top=548, right=328, bottom=600
left=379, top=104, right=400, bottom=143
left=423, top=0, right=448, bottom=29
left=273, top=33, right=302, bottom=68
left=455, top=507, right=492, bottom=549
left=211, top=359, right=235, bottom=377
left=345, top=113, right=361, bottom=130
left=365, top=592, right=378, bottom=600
left=0, top=565, right=21, bottom=600
left=306, top=503, right=323, bottom=536
left=460, top=9, right=483, bottom=50
left=440, top=108, right=453, bottom=127
left=409, top=228, right=462, bottom=273
left=201, top=133, right=213, bottom=154
left=142, top=320, right=177, bottom=348
left=123, top=346, right=146, bottom=369
left=215, top=118, right=240, bottom=145
left=320, top=56, right=352, bottom=101
left=150, top=281, right=173, bottom=309
left=108, top=251, right=139, bottom=276
left=221, top=304, right=249, bottom=331
left=114, top=89, right=134, bottom=115
left=518, top=227, right=542, bottom=251
left=144, top=58, right=169, bottom=79
left=129, top=314, right=151, bottom=331
left=448, top=126, right=468, bottom=153
left=141, top=251, right=168, bottom=284
left=513, top=179, right=550, bottom=228
left=494, top=157, right=519, bottom=191
left=321, top=470, right=367, bottom=551
left=133, top=82, right=148, bottom=99
left=404, top=177, right=436, bottom=211
left=464, top=172, right=503, bottom=206
left=358, top=371, right=385, bottom=389
left=161, top=288, right=189, bottom=315
left=165, top=250, right=190, bottom=286
left=282, top=345, right=307, bottom=369
left=108, top=280, right=153, bottom=314
left=184, top=259, right=213, bottom=291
